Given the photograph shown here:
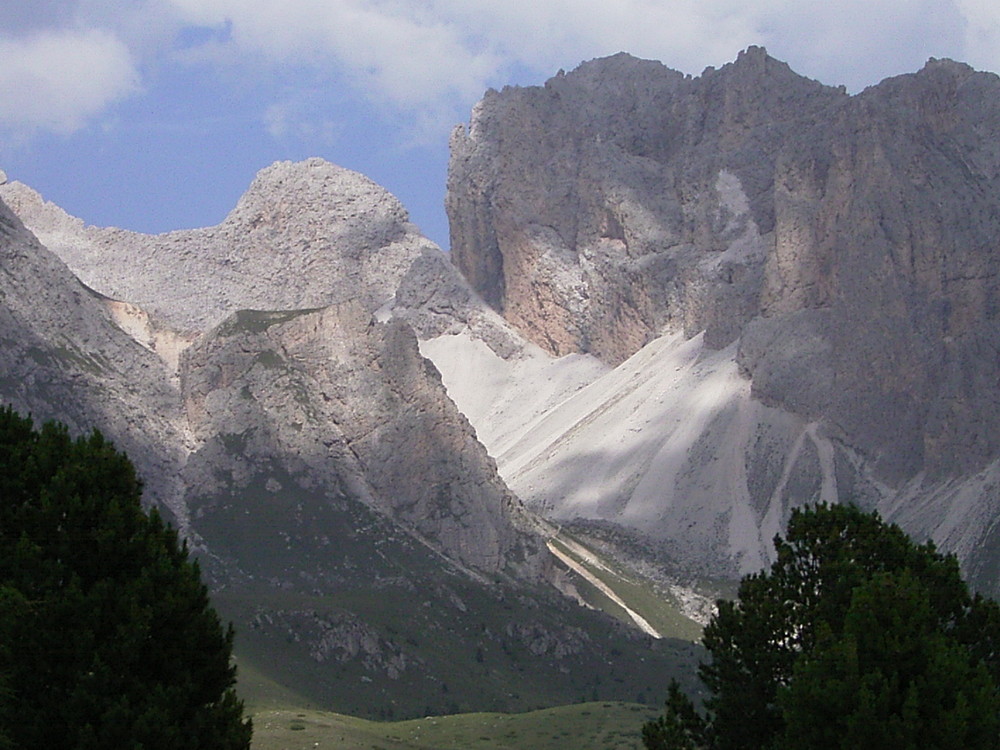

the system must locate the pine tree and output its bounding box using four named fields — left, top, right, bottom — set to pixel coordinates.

left=644, top=503, right=1000, bottom=750
left=642, top=680, right=708, bottom=750
left=0, top=408, right=252, bottom=749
